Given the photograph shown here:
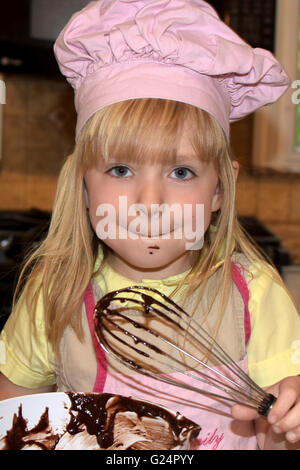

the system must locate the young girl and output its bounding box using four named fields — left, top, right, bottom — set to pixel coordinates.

left=1, top=0, right=300, bottom=450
